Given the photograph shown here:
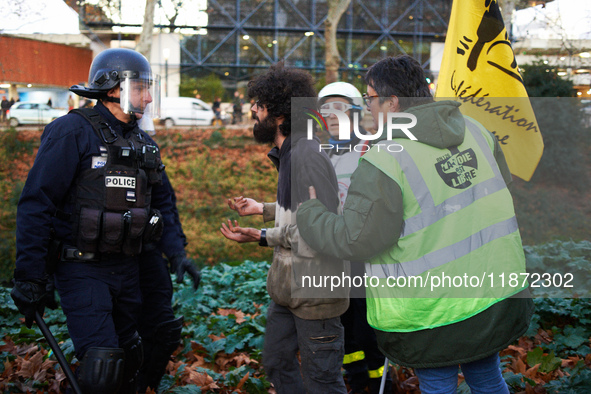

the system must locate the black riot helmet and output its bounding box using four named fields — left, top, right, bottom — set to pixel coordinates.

left=70, top=48, right=161, bottom=117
